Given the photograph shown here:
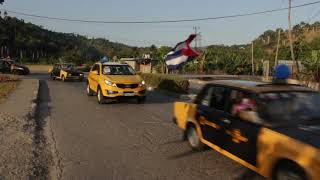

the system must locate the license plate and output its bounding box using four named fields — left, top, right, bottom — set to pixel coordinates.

left=124, top=93, right=135, bottom=96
